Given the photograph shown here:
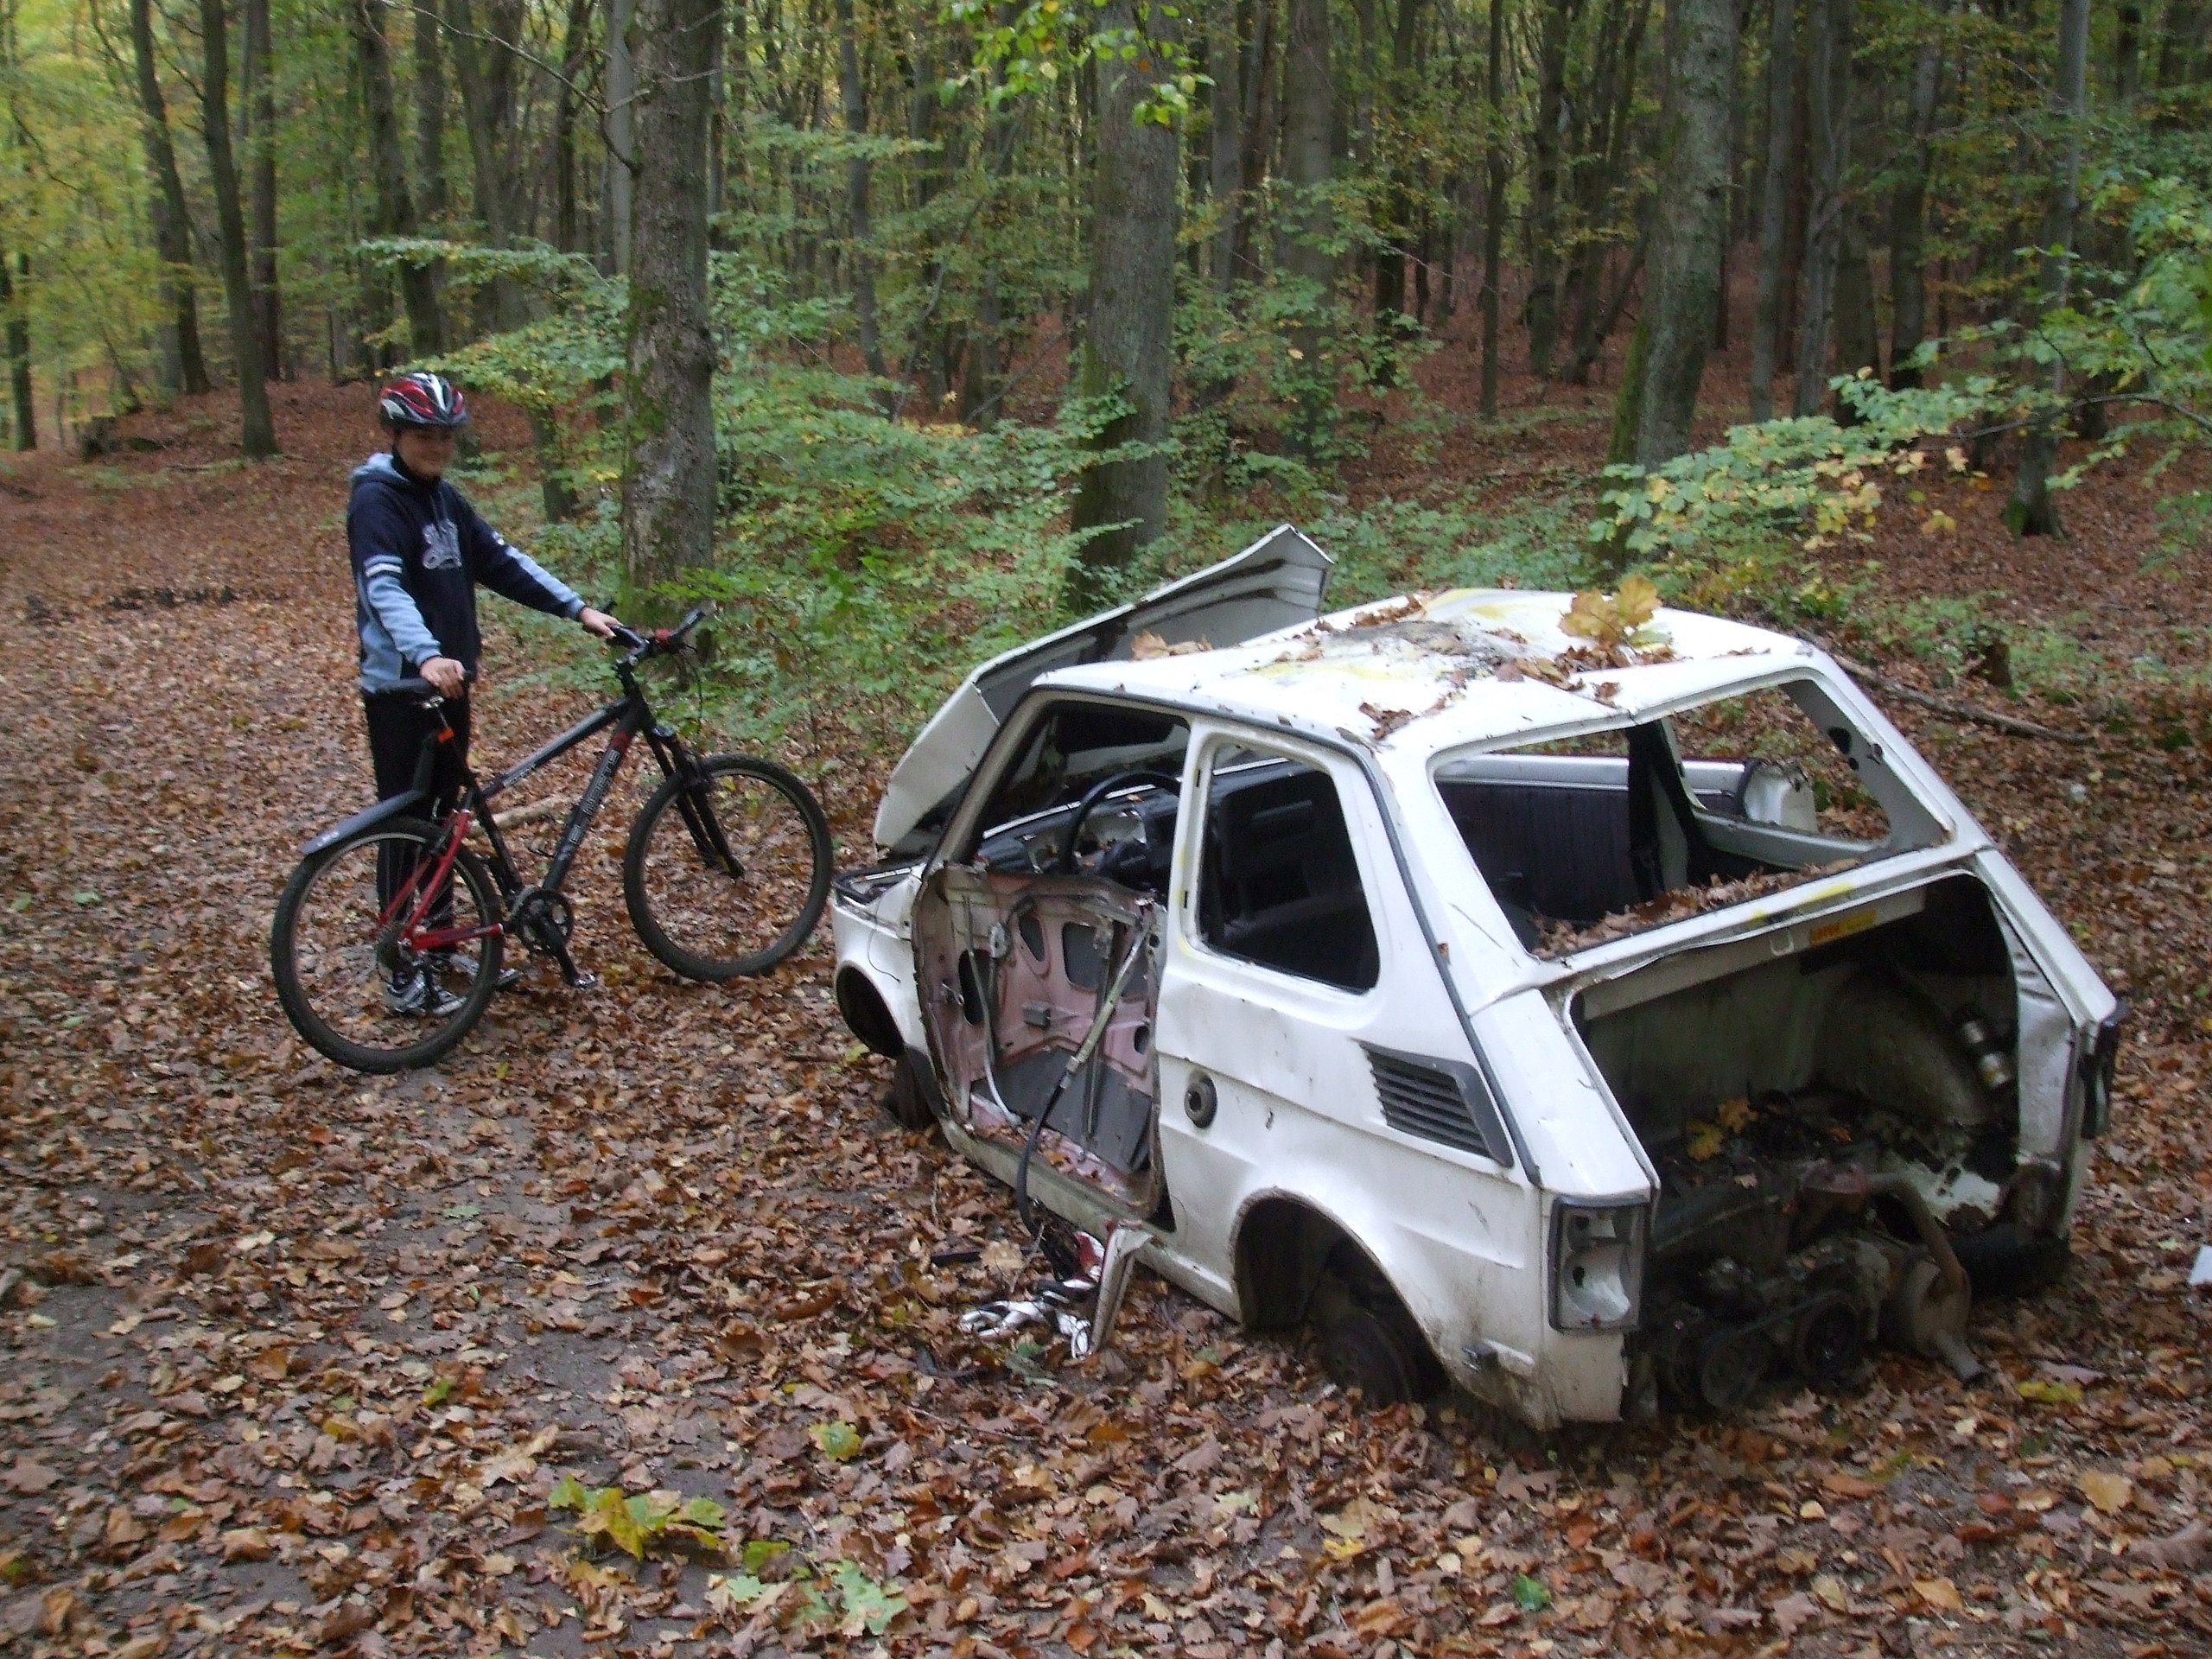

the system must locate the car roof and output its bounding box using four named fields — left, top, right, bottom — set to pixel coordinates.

left=1033, top=587, right=1825, bottom=756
